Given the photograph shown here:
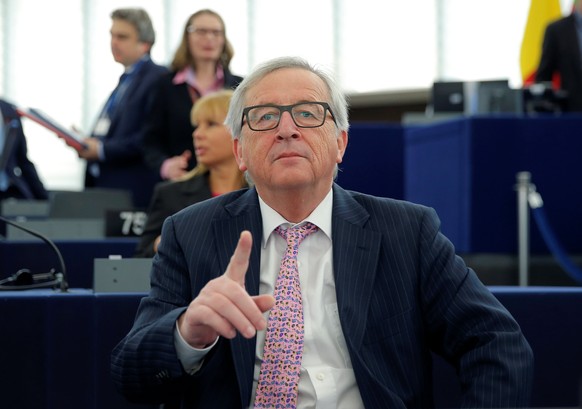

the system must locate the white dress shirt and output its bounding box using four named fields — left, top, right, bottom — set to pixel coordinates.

left=175, top=188, right=364, bottom=408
